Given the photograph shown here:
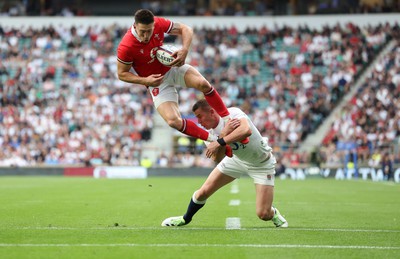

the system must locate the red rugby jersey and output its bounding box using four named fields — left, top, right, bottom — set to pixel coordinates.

left=117, top=17, right=173, bottom=78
